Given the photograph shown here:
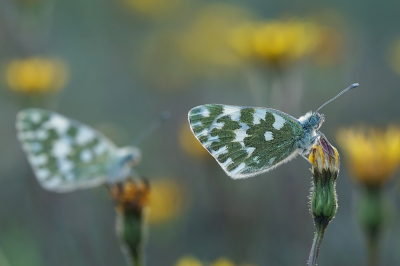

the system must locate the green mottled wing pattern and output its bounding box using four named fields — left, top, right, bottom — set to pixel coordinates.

left=188, top=104, right=305, bottom=178
left=16, top=109, right=117, bottom=192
